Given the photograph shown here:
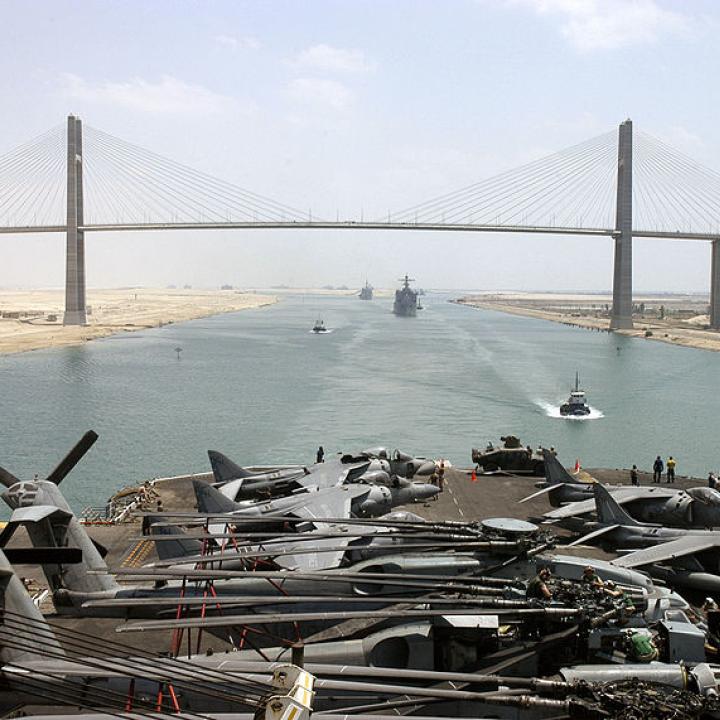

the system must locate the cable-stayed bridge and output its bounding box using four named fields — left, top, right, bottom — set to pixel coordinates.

left=2, top=115, right=720, bottom=328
